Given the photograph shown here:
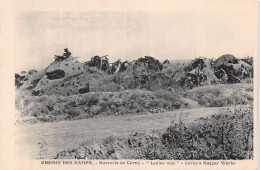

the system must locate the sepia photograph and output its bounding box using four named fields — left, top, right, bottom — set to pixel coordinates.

left=0, top=0, right=258, bottom=169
